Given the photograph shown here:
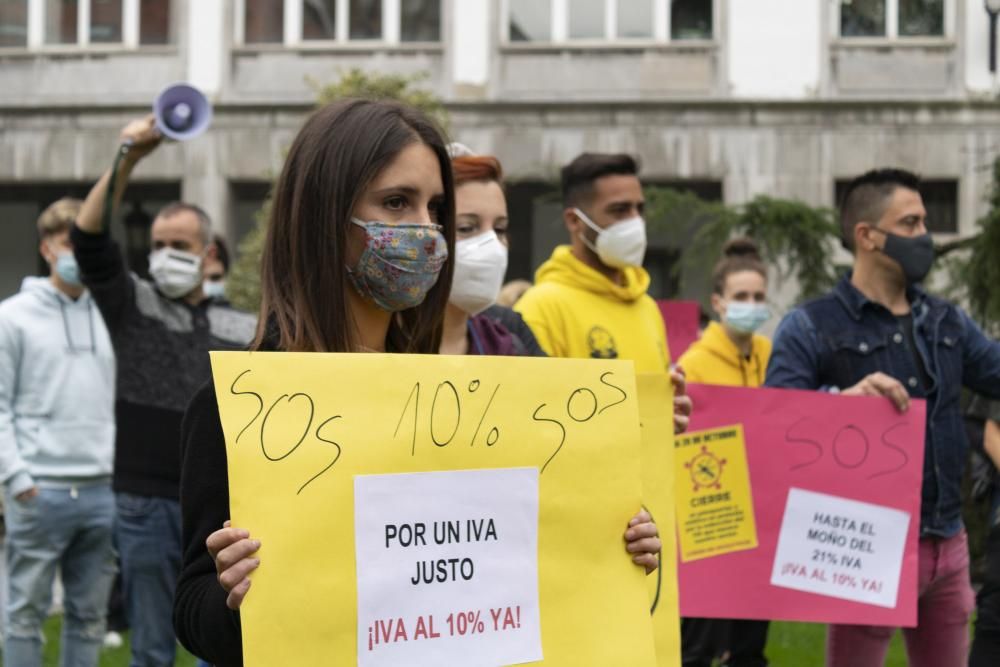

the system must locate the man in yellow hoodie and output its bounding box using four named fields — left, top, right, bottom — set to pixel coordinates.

left=516, top=153, right=691, bottom=431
